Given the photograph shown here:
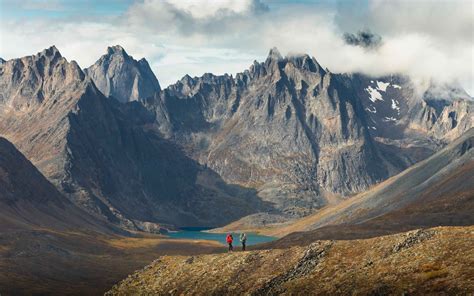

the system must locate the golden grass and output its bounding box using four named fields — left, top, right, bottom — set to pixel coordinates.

left=106, top=236, right=222, bottom=250
left=421, top=270, right=449, bottom=281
